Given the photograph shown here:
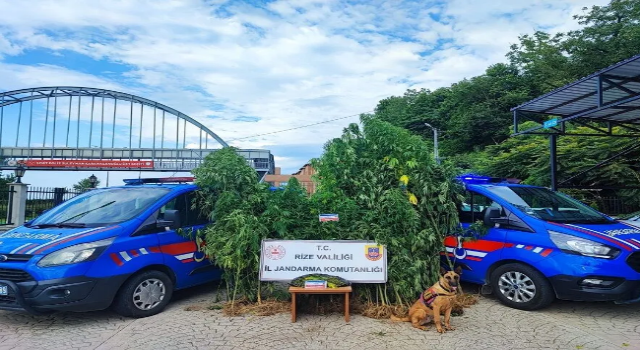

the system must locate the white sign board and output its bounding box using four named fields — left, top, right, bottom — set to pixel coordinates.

left=259, top=240, right=387, bottom=283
